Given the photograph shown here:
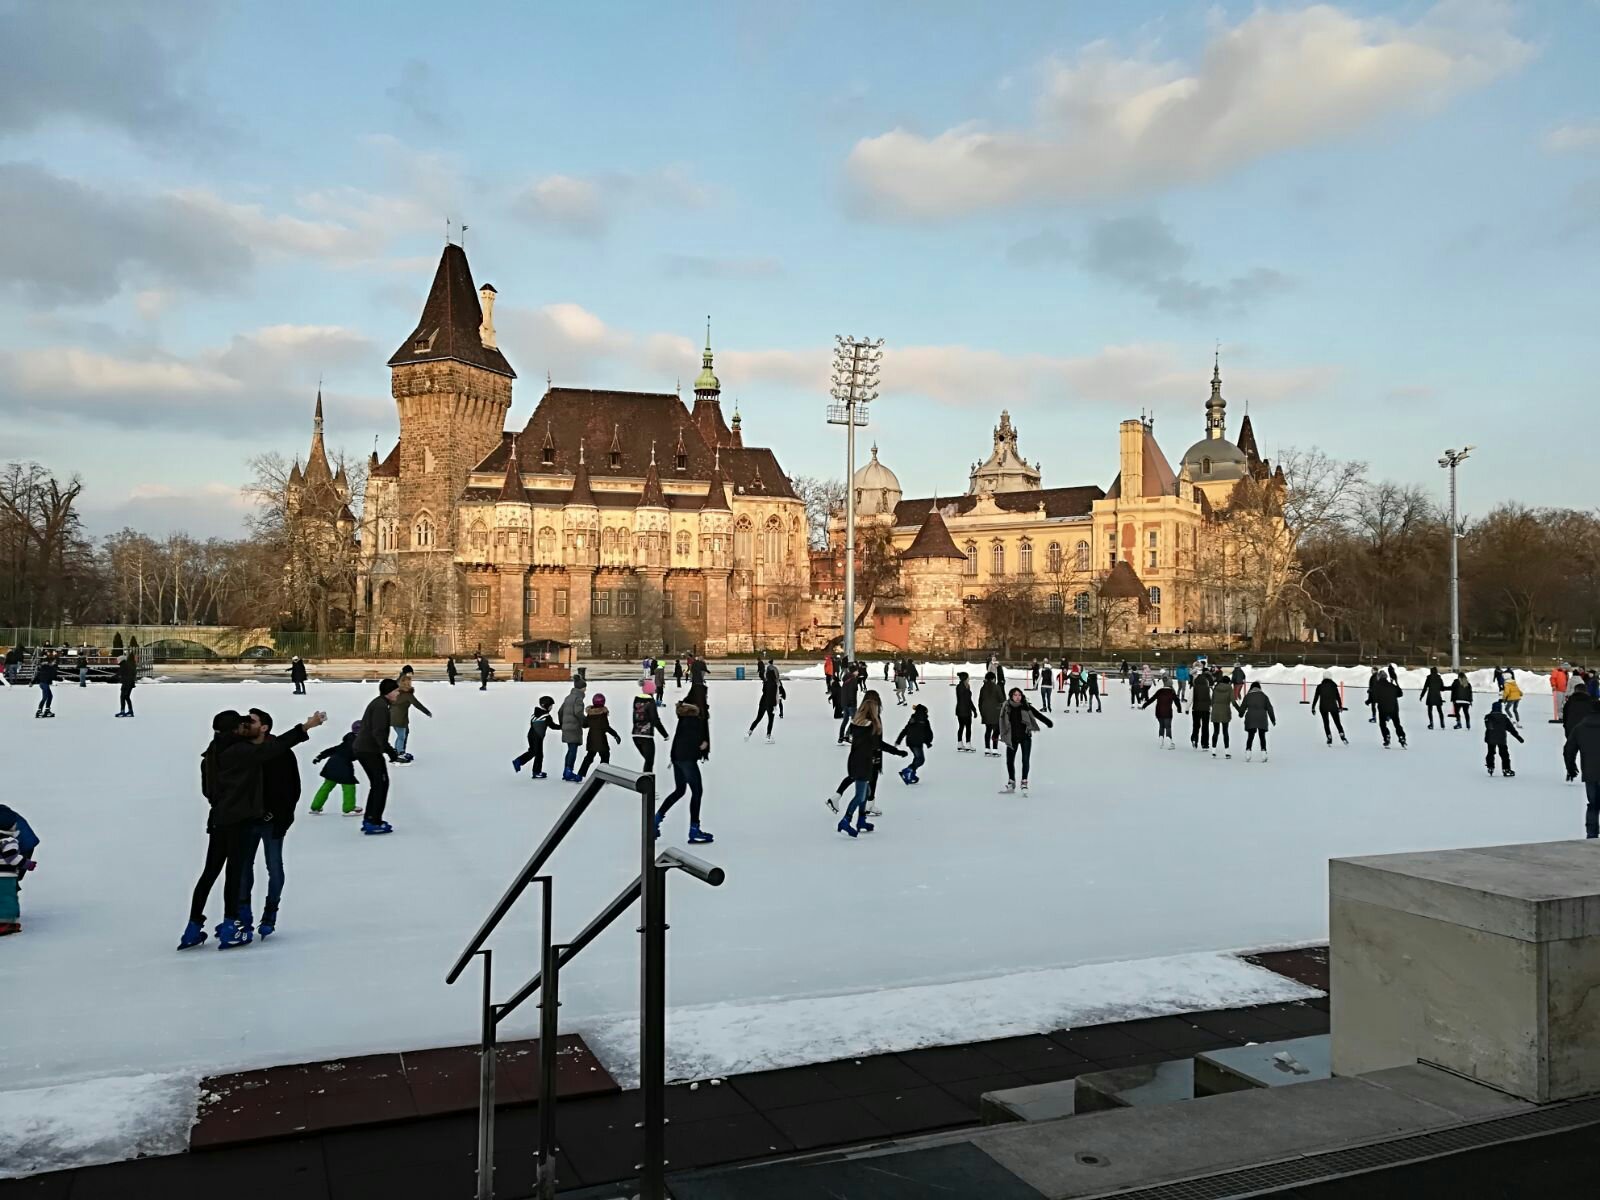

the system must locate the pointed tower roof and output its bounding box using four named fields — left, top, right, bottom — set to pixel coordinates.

left=1237, top=412, right=1261, bottom=464
left=1100, top=559, right=1150, bottom=607
left=729, top=401, right=743, bottom=448
left=497, top=437, right=531, bottom=503
left=566, top=441, right=596, bottom=507
left=900, top=505, right=965, bottom=561
left=1205, top=350, right=1226, bottom=441
left=639, top=442, right=666, bottom=507
left=699, top=447, right=731, bottom=511
left=389, top=243, right=516, bottom=378
left=288, top=459, right=303, bottom=485
left=693, top=317, right=720, bottom=394
left=303, top=389, right=334, bottom=486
